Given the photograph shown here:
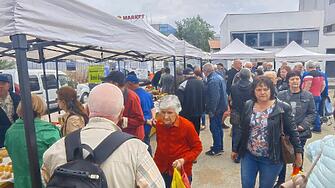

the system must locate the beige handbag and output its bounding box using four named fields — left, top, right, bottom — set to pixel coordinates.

left=280, top=152, right=322, bottom=188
